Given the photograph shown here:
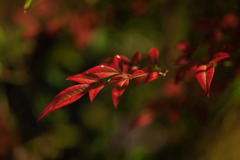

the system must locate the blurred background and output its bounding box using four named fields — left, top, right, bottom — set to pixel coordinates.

left=1, top=0, right=240, bottom=159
